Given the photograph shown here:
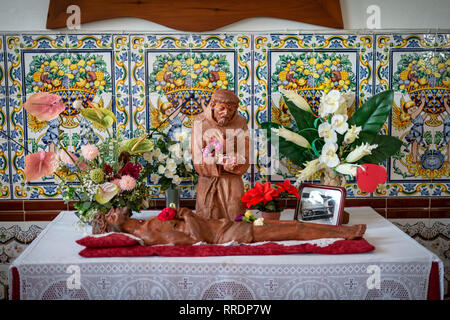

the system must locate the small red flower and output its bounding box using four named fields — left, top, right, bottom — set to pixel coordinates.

left=119, top=162, right=142, bottom=179
left=157, top=207, right=176, bottom=221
